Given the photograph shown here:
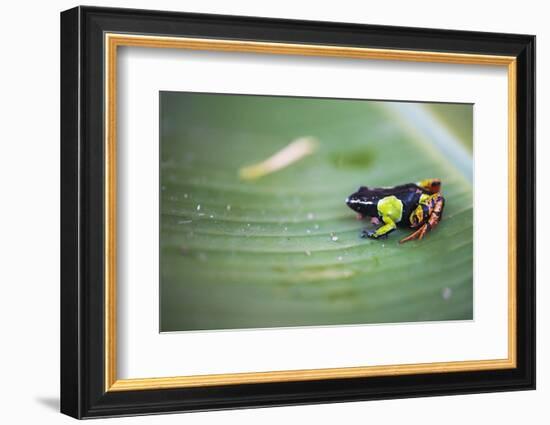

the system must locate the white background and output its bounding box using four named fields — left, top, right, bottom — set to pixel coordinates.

left=119, top=48, right=508, bottom=378
left=0, top=0, right=545, bottom=424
